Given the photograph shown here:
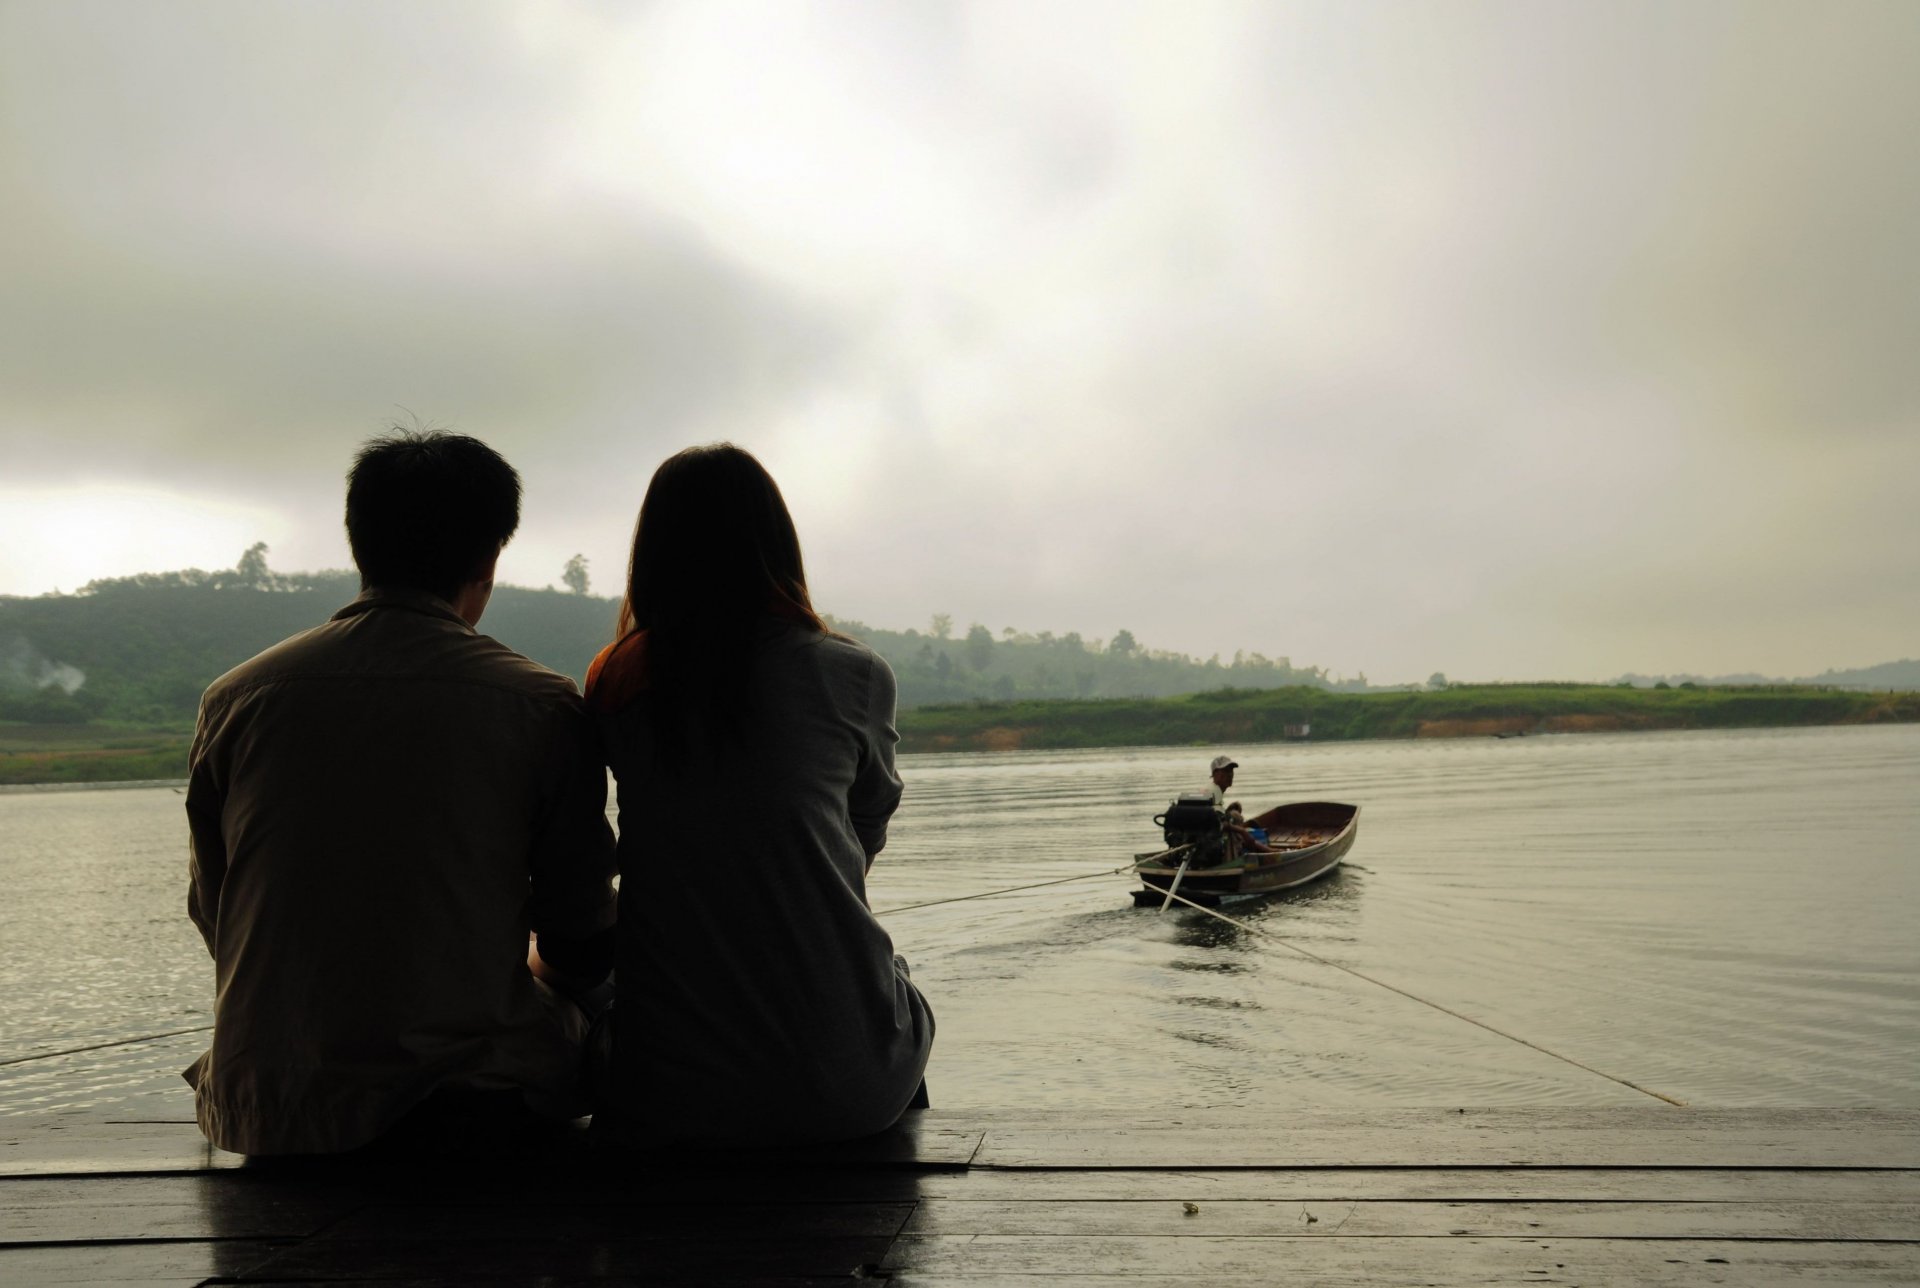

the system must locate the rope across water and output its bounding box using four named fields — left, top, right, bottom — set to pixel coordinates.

left=0, top=1025, right=214, bottom=1068
left=872, top=866, right=1140, bottom=914
left=7, top=860, right=1687, bottom=1107
left=878, top=857, right=1689, bottom=1108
